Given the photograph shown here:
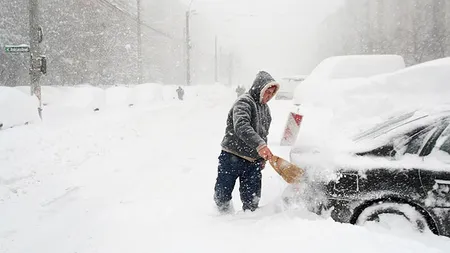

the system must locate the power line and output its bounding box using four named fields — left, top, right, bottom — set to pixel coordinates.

left=94, top=0, right=180, bottom=41
left=96, top=0, right=172, bottom=38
